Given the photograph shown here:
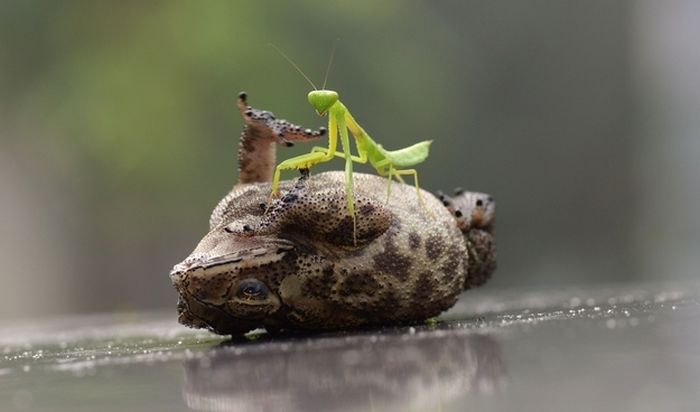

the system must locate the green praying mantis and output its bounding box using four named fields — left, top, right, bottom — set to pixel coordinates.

left=269, top=46, right=433, bottom=233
